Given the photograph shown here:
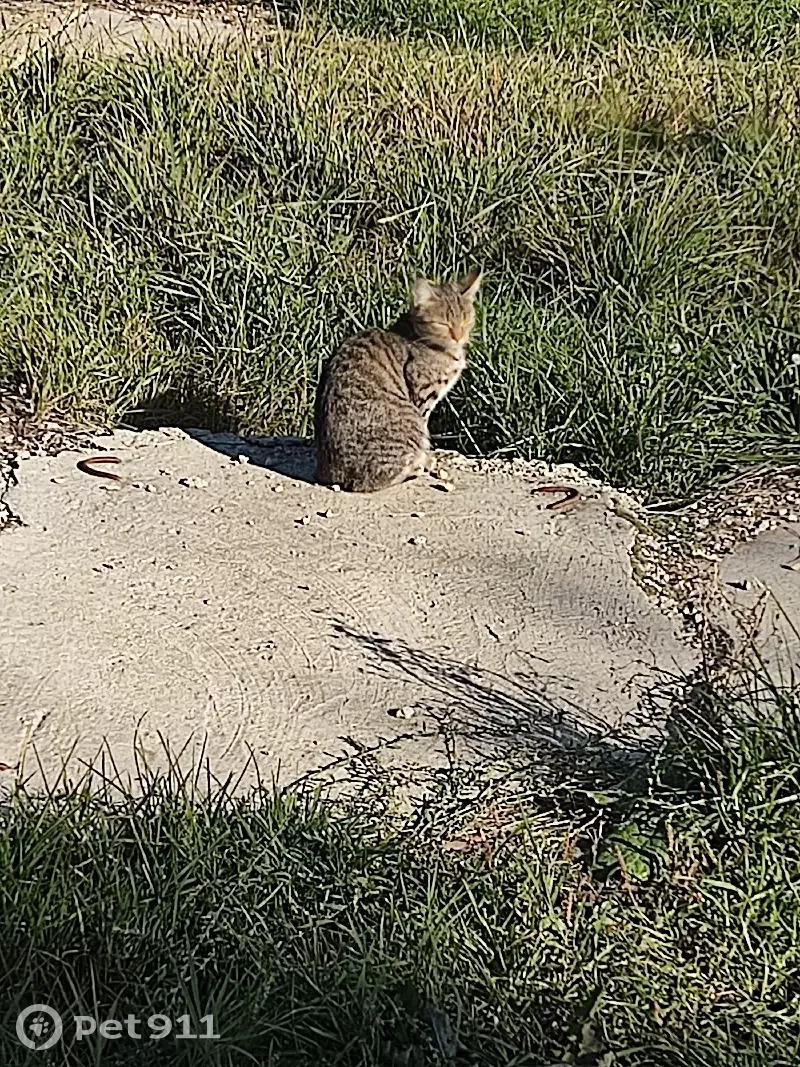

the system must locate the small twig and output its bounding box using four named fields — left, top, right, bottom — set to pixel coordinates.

left=532, top=484, right=583, bottom=512
left=77, top=456, right=124, bottom=482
